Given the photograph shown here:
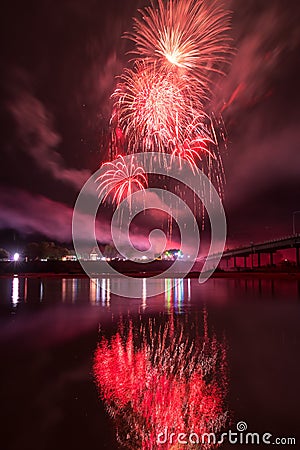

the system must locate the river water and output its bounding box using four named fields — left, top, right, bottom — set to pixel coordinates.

left=0, top=276, right=299, bottom=449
